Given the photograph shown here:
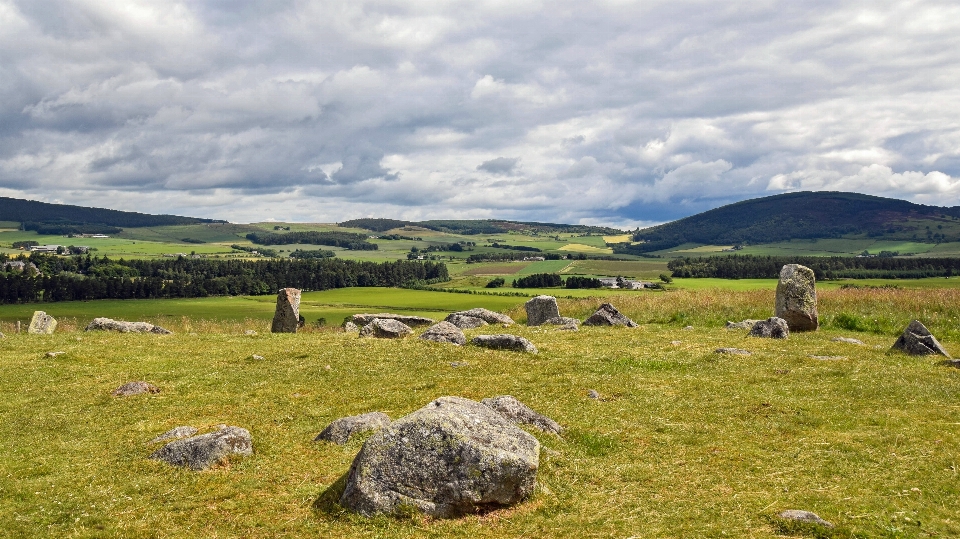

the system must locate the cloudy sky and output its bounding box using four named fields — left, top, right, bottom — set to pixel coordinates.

left=2, top=1, right=960, bottom=227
